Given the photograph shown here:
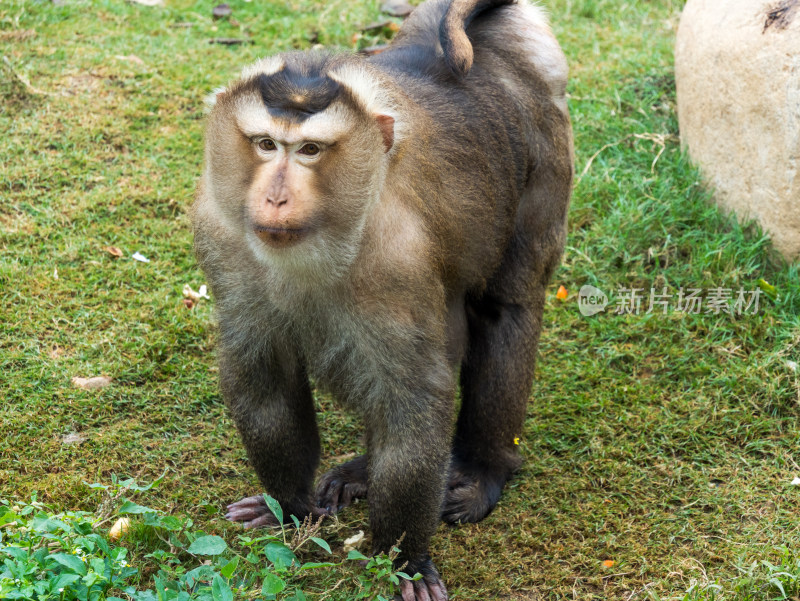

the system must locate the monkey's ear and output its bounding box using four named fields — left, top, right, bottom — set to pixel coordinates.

left=375, top=114, right=395, bottom=153
left=204, top=86, right=228, bottom=112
